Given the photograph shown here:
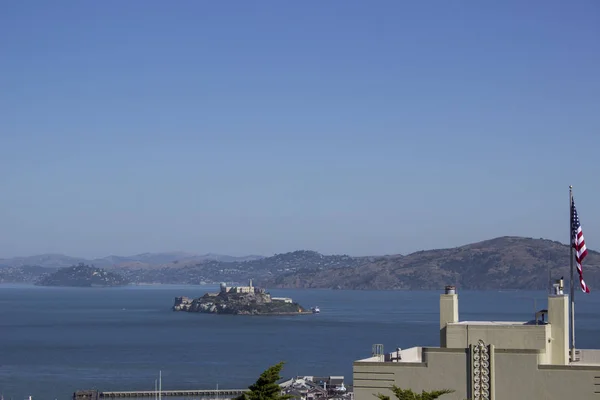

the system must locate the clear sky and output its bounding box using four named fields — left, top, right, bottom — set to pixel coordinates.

left=1, top=1, right=599, bottom=258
